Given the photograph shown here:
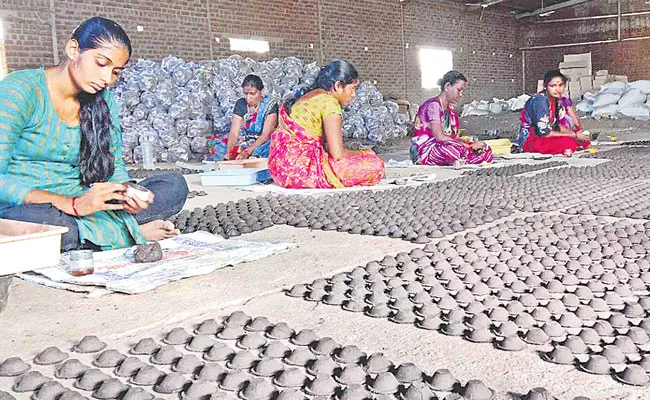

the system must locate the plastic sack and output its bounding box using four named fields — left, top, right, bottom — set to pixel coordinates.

left=575, top=99, right=594, bottom=113
left=628, top=80, right=650, bottom=95
left=592, top=104, right=619, bottom=117
left=593, top=92, right=622, bottom=107
left=619, top=104, right=650, bottom=118
left=618, top=89, right=647, bottom=108
left=599, top=81, right=627, bottom=95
